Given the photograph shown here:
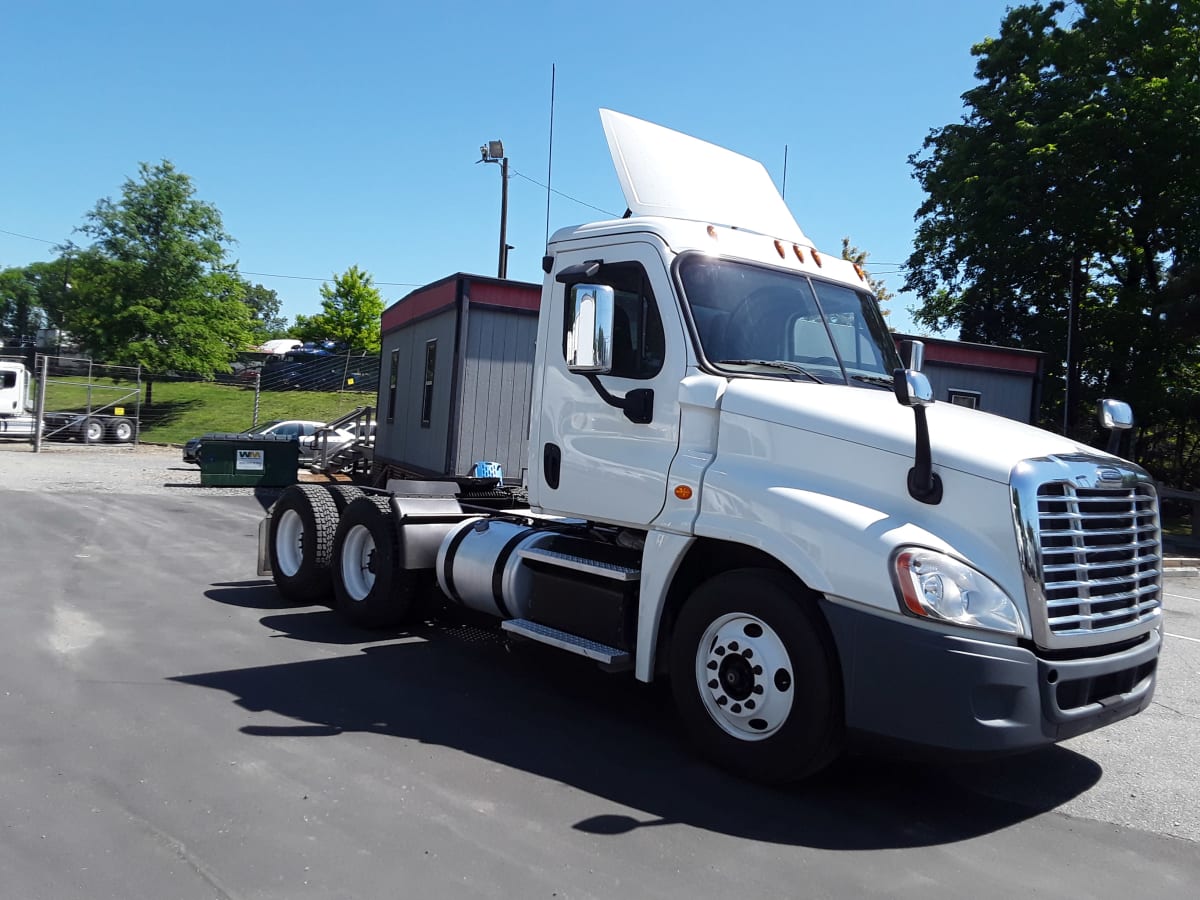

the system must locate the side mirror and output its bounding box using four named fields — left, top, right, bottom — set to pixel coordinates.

left=899, top=339, right=925, bottom=372
left=565, top=283, right=615, bottom=374
left=1098, top=399, right=1133, bottom=431
left=1098, top=398, right=1133, bottom=456
left=893, top=341, right=941, bottom=504
left=893, top=370, right=933, bottom=408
